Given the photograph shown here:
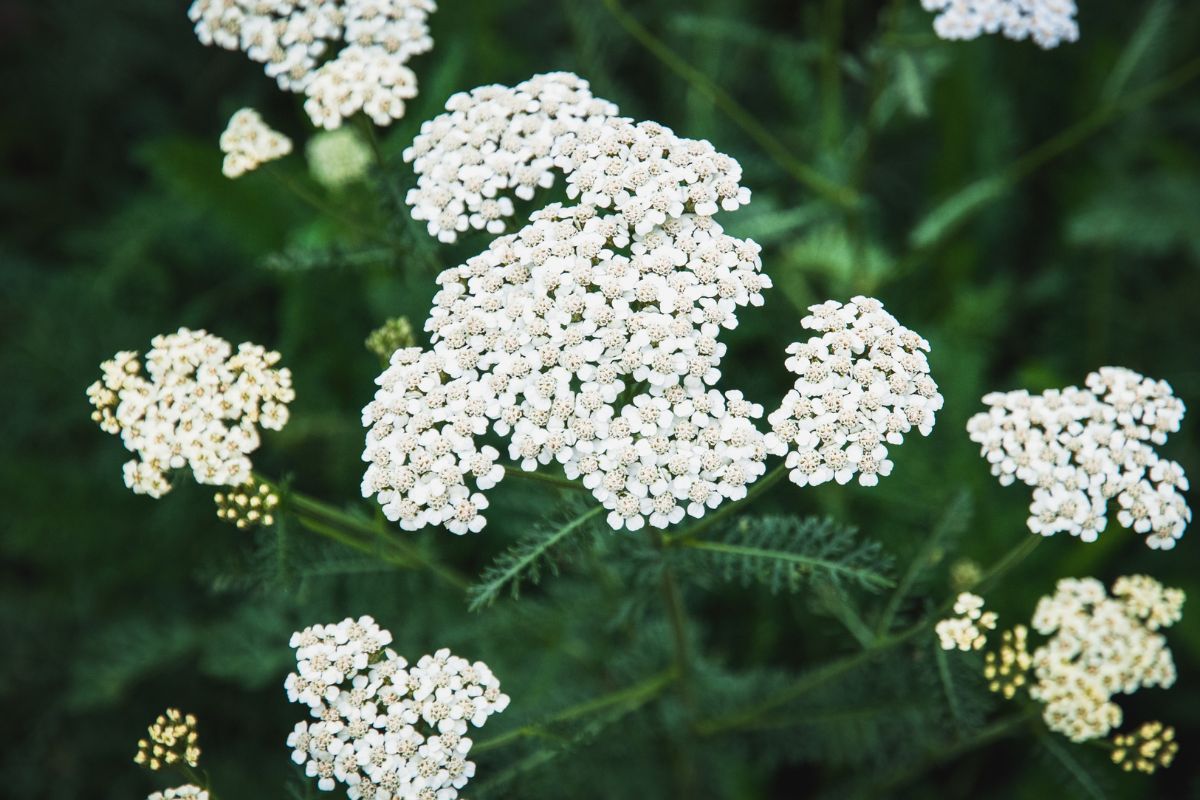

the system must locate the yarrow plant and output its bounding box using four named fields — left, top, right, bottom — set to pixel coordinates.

left=188, top=0, right=437, bottom=128
left=284, top=616, right=509, bottom=799
left=363, top=72, right=940, bottom=534
left=921, top=0, right=1079, bottom=49
left=87, top=328, right=294, bottom=497
left=939, top=575, right=1185, bottom=758
left=80, top=3, right=1199, bottom=796
left=220, top=107, right=293, bottom=178
left=967, top=367, right=1190, bottom=549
